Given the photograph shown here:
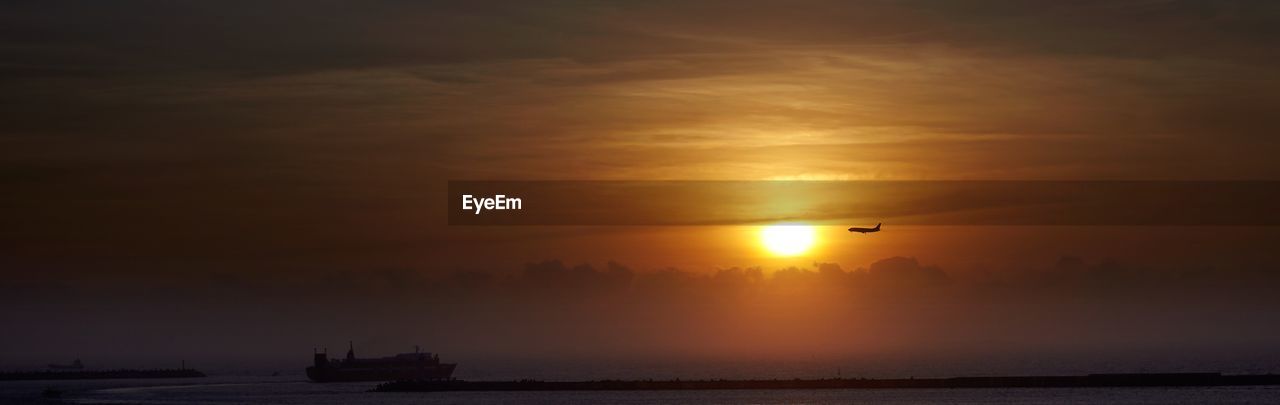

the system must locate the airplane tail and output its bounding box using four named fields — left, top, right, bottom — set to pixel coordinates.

left=874, top=223, right=881, bottom=230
